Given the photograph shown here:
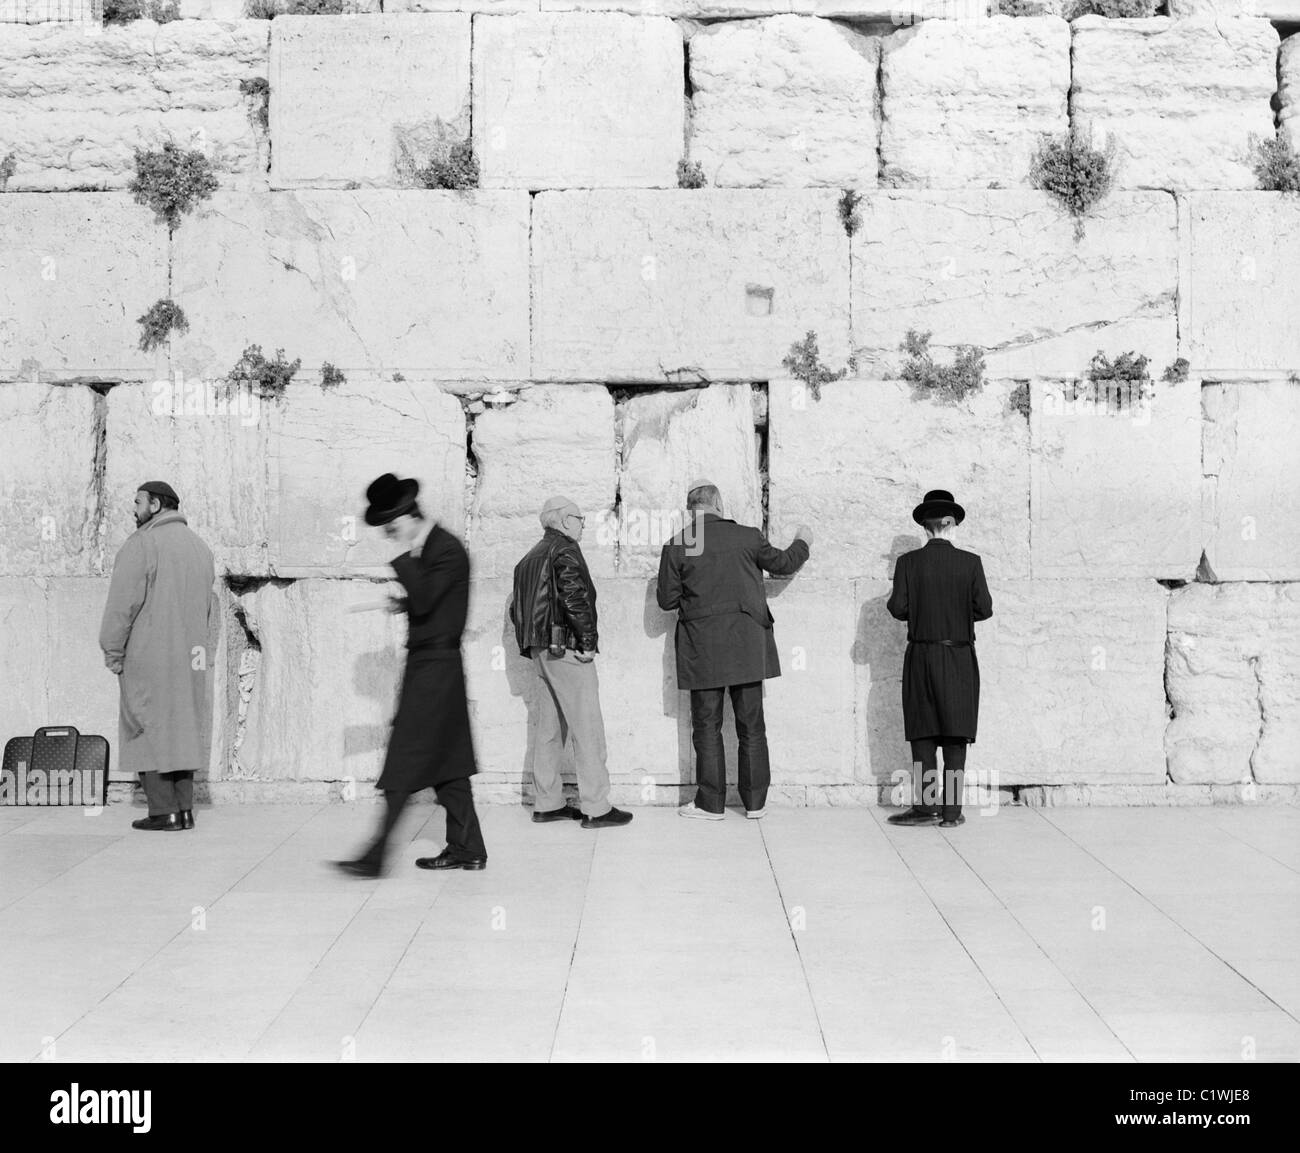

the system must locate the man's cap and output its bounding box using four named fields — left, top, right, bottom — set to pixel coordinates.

left=540, top=495, right=580, bottom=525
left=686, top=477, right=717, bottom=495
left=137, top=480, right=180, bottom=505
